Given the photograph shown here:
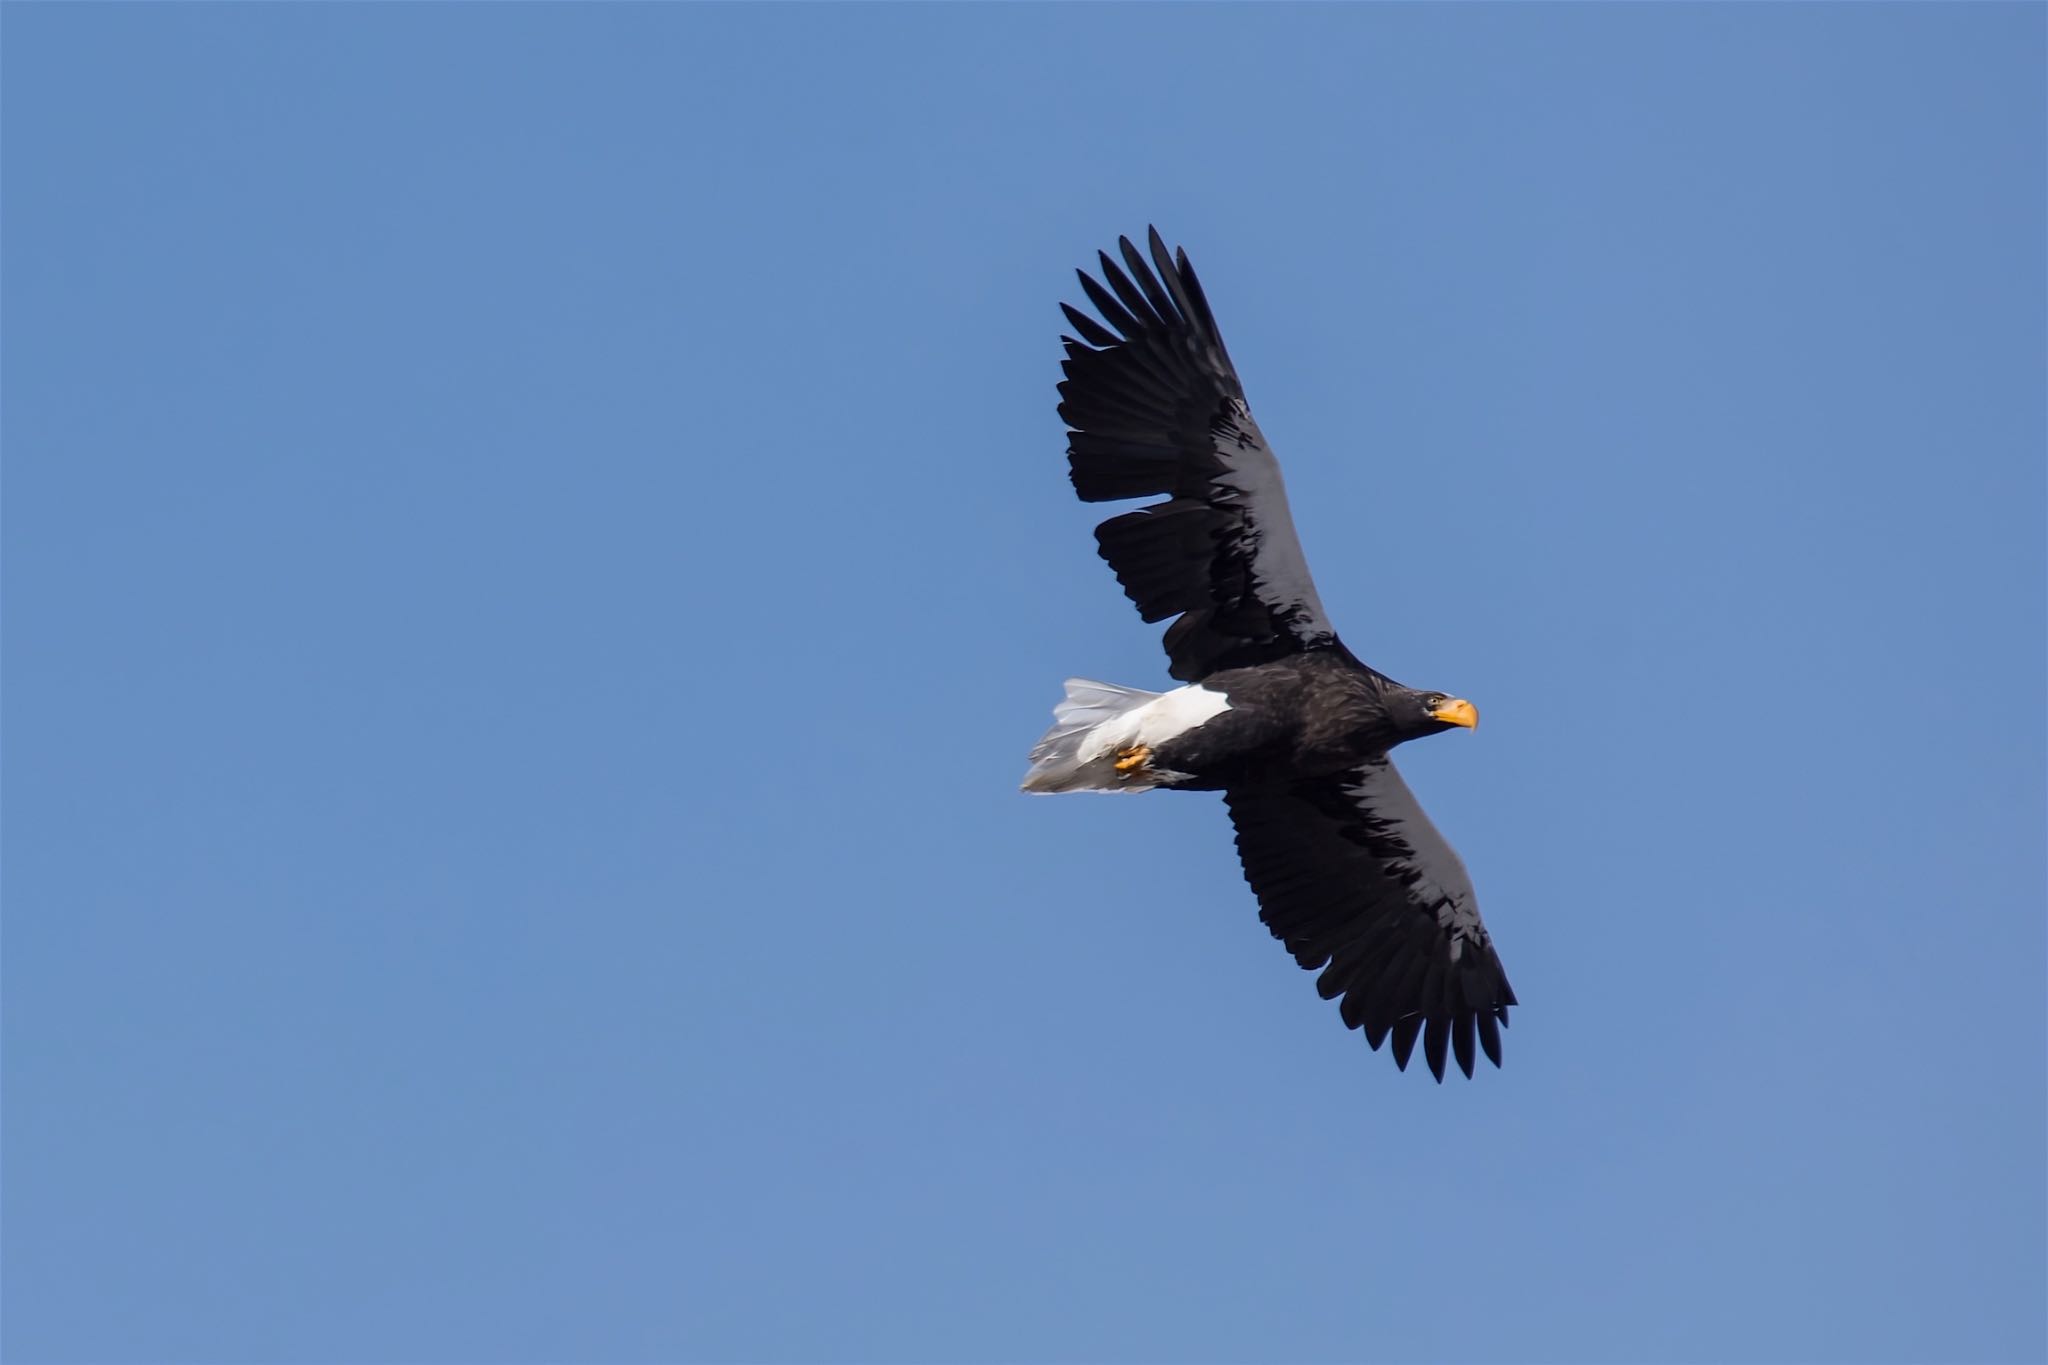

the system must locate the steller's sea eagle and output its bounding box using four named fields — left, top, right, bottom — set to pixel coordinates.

left=1021, top=228, right=1515, bottom=1082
